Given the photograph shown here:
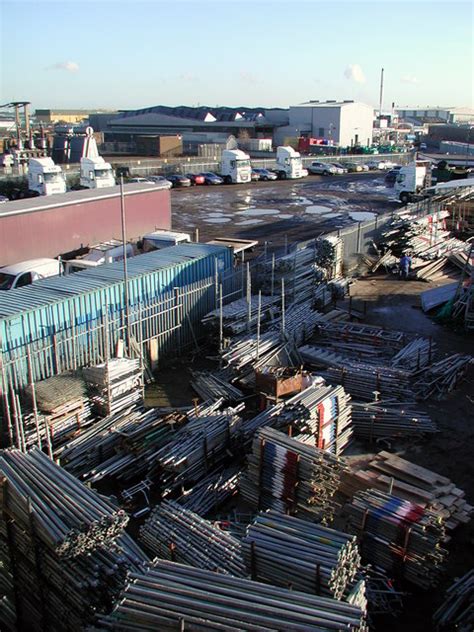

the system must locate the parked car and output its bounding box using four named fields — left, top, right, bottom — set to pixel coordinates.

left=252, top=168, right=277, bottom=181
left=199, top=172, right=224, bottom=185
left=307, top=162, right=337, bottom=176
left=185, top=173, right=205, bottom=185
left=146, top=175, right=173, bottom=189
left=331, top=162, right=347, bottom=176
left=250, top=170, right=260, bottom=182
left=301, top=168, right=309, bottom=177
left=345, top=162, right=363, bottom=173
left=128, top=177, right=154, bottom=184
left=165, top=174, right=192, bottom=188
left=360, top=164, right=370, bottom=172
left=331, top=162, right=348, bottom=174
left=366, top=160, right=385, bottom=170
